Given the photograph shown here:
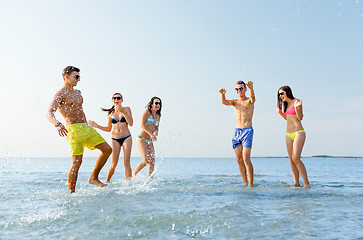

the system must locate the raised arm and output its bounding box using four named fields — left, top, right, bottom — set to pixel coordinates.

left=219, top=88, right=234, bottom=106
left=47, top=91, right=68, bottom=137
left=294, top=99, right=304, bottom=121
left=88, top=116, right=112, bottom=132
left=119, top=106, right=133, bottom=127
left=246, top=81, right=255, bottom=104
